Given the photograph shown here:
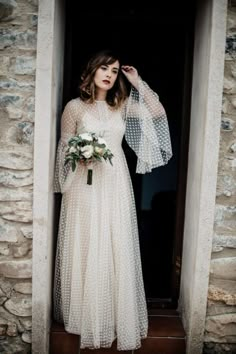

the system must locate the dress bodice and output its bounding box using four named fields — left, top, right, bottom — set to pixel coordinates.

left=76, top=100, right=126, bottom=155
